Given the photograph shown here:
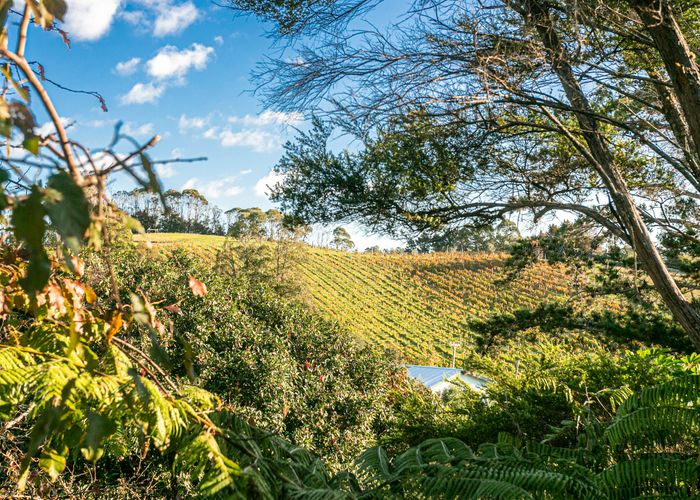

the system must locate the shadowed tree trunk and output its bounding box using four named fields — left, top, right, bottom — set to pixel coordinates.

left=519, top=0, right=700, bottom=349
